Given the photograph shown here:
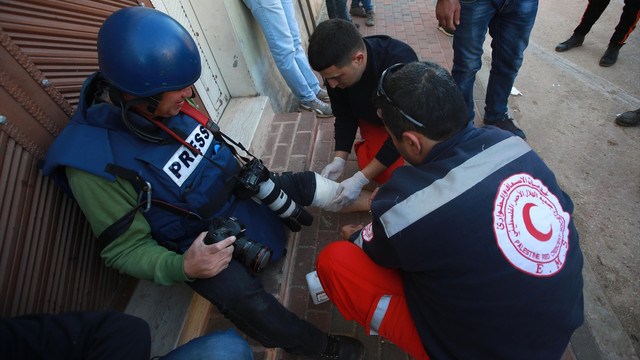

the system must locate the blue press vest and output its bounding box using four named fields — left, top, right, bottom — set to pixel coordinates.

left=43, top=73, right=287, bottom=256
